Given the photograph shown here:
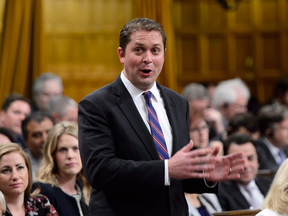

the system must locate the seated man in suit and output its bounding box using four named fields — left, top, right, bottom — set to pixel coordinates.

left=22, top=111, right=54, bottom=179
left=217, top=133, right=272, bottom=211
left=257, top=104, right=288, bottom=171
left=0, top=93, right=31, bottom=148
left=31, top=72, right=63, bottom=113
left=45, top=95, right=78, bottom=123
left=213, top=78, right=250, bottom=129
